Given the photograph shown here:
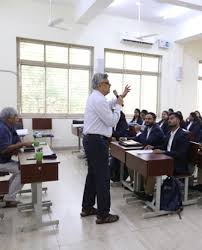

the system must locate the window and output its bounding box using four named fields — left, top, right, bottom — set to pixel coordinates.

left=17, top=38, right=93, bottom=116
left=197, top=61, right=202, bottom=111
left=104, top=49, right=161, bottom=115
